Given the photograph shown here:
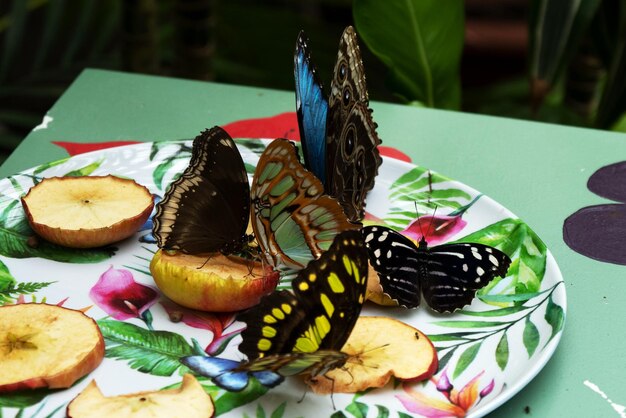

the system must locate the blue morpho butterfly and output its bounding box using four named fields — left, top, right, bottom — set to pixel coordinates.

left=152, top=126, right=355, bottom=273
left=294, top=26, right=382, bottom=223
left=181, top=229, right=369, bottom=391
